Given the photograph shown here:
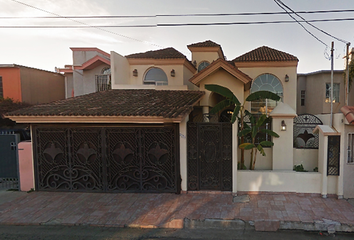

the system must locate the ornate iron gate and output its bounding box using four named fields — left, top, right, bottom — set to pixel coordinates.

left=33, top=125, right=180, bottom=193
left=294, top=114, right=322, bottom=149
left=187, top=122, right=232, bottom=191
left=327, top=136, right=340, bottom=176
